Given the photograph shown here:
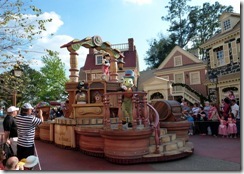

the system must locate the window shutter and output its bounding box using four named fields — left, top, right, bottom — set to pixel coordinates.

left=223, top=43, right=230, bottom=64
left=209, top=49, right=216, bottom=68
left=231, top=41, right=238, bottom=62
